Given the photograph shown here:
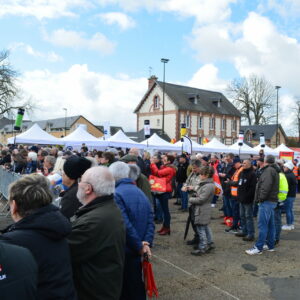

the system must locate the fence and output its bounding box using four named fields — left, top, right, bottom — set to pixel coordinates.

left=0, top=167, right=22, bottom=216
